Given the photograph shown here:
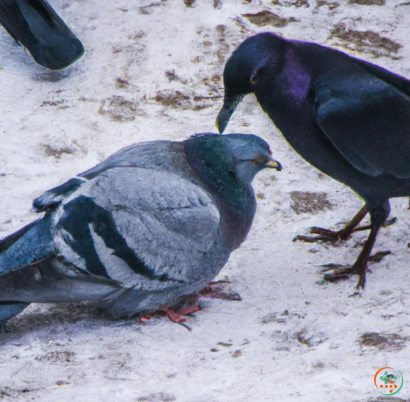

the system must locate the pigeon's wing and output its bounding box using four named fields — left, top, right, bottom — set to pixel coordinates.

left=34, top=142, right=184, bottom=212
left=79, top=141, right=179, bottom=180
left=33, top=177, right=86, bottom=212
left=0, top=0, right=84, bottom=69
left=55, top=167, right=221, bottom=289
left=0, top=210, right=120, bottom=307
left=314, top=70, right=410, bottom=179
left=0, top=207, right=120, bottom=304
left=33, top=142, right=167, bottom=212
